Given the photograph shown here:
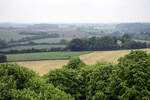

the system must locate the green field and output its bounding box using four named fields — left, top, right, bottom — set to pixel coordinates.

left=0, top=29, right=26, bottom=41
left=32, top=38, right=72, bottom=43
left=7, top=51, right=92, bottom=62
left=0, top=29, right=72, bottom=51
left=1, top=45, right=66, bottom=51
